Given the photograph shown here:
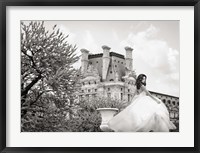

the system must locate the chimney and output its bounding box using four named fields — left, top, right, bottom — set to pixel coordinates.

left=125, top=46, right=133, bottom=71
left=80, top=48, right=89, bottom=74
left=102, top=45, right=111, bottom=81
